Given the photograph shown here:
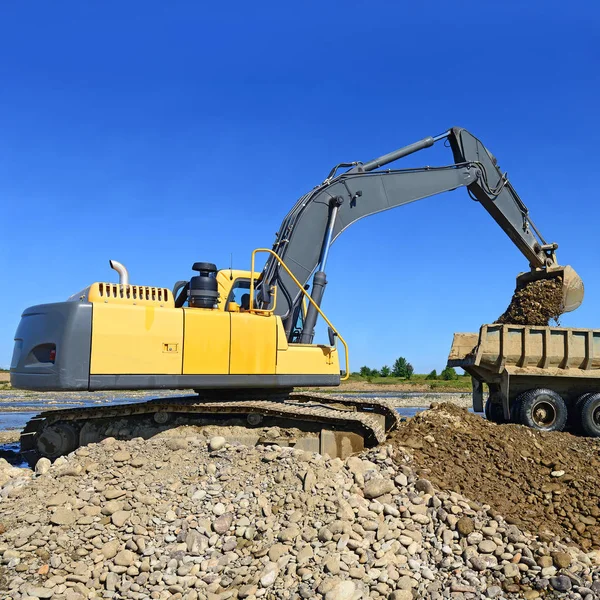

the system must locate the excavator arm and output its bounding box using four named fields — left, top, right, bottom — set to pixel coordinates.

left=259, top=127, right=583, bottom=341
